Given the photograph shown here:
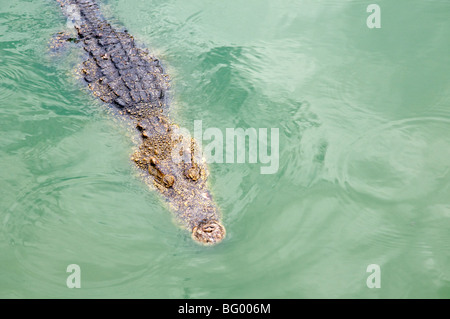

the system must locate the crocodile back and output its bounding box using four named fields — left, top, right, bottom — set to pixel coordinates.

left=58, top=0, right=169, bottom=116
